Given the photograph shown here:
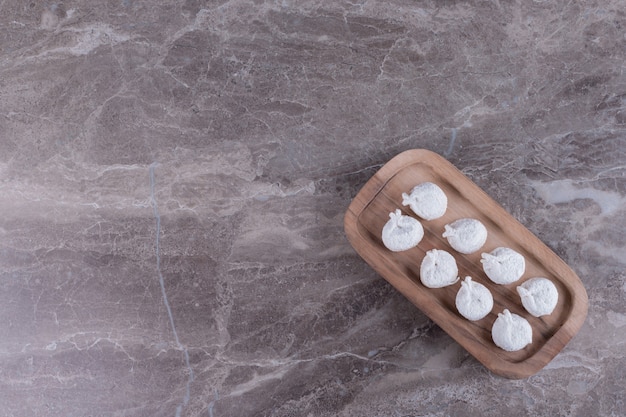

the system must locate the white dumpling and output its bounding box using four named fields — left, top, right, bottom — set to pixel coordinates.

left=419, top=249, right=459, bottom=288
left=401, top=182, right=447, bottom=220
left=381, top=209, right=424, bottom=252
left=481, top=247, right=525, bottom=285
left=517, top=277, right=558, bottom=317
left=455, top=276, right=493, bottom=321
left=491, top=309, right=533, bottom=352
left=442, top=218, right=488, bottom=254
